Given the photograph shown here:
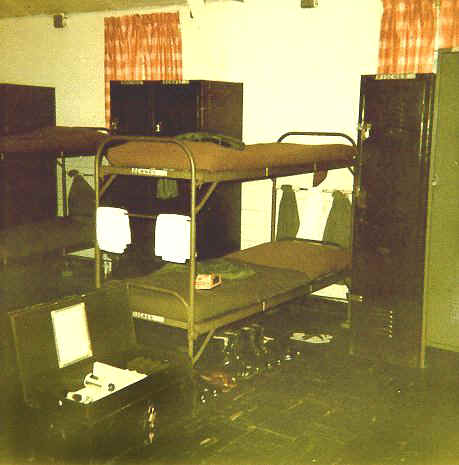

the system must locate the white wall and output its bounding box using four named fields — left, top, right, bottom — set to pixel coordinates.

left=0, top=0, right=382, bottom=245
